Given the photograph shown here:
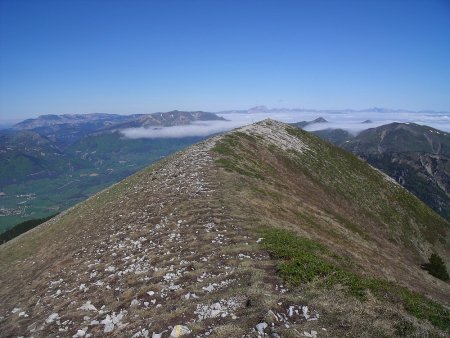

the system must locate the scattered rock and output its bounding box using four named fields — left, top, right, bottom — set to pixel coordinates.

left=302, top=305, right=310, bottom=319
left=170, top=325, right=191, bottom=337
left=303, top=330, right=318, bottom=338
left=101, top=310, right=127, bottom=333
left=256, top=322, right=268, bottom=333
left=73, top=328, right=87, bottom=337
left=45, top=313, right=60, bottom=324
left=101, top=315, right=115, bottom=333
left=79, top=301, right=97, bottom=312
left=132, top=328, right=149, bottom=337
